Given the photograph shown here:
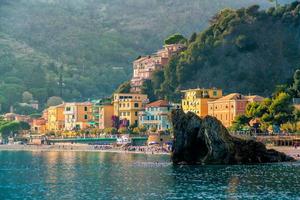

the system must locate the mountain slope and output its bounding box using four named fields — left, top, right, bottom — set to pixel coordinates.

left=0, top=0, right=293, bottom=112
left=153, top=2, right=300, bottom=101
